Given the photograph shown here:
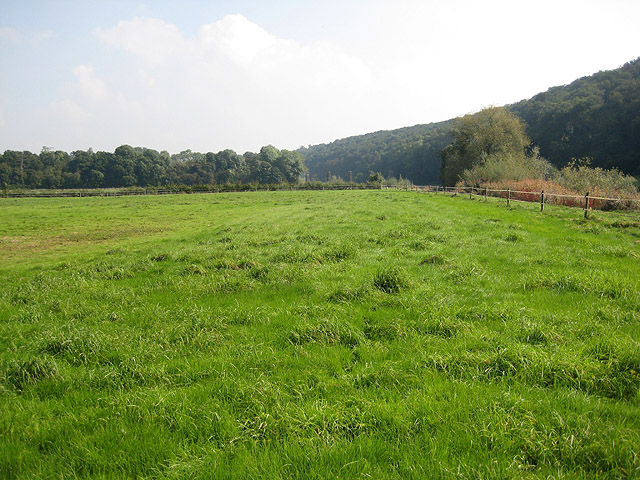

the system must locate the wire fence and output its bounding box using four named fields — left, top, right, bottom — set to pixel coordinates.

left=3, top=183, right=640, bottom=220
left=0, top=183, right=387, bottom=198
left=411, top=185, right=640, bottom=220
